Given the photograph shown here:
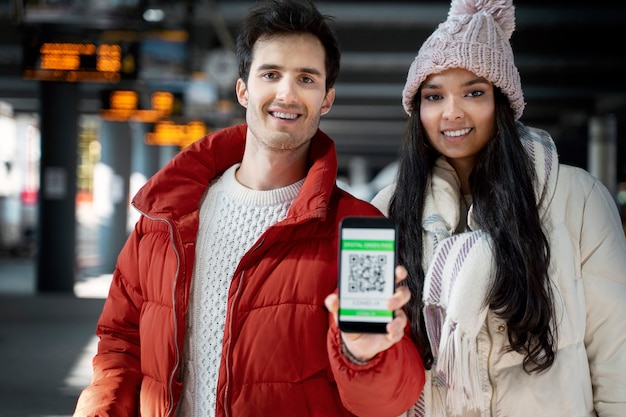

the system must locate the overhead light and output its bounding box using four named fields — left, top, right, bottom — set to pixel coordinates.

left=143, top=8, right=165, bottom=22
